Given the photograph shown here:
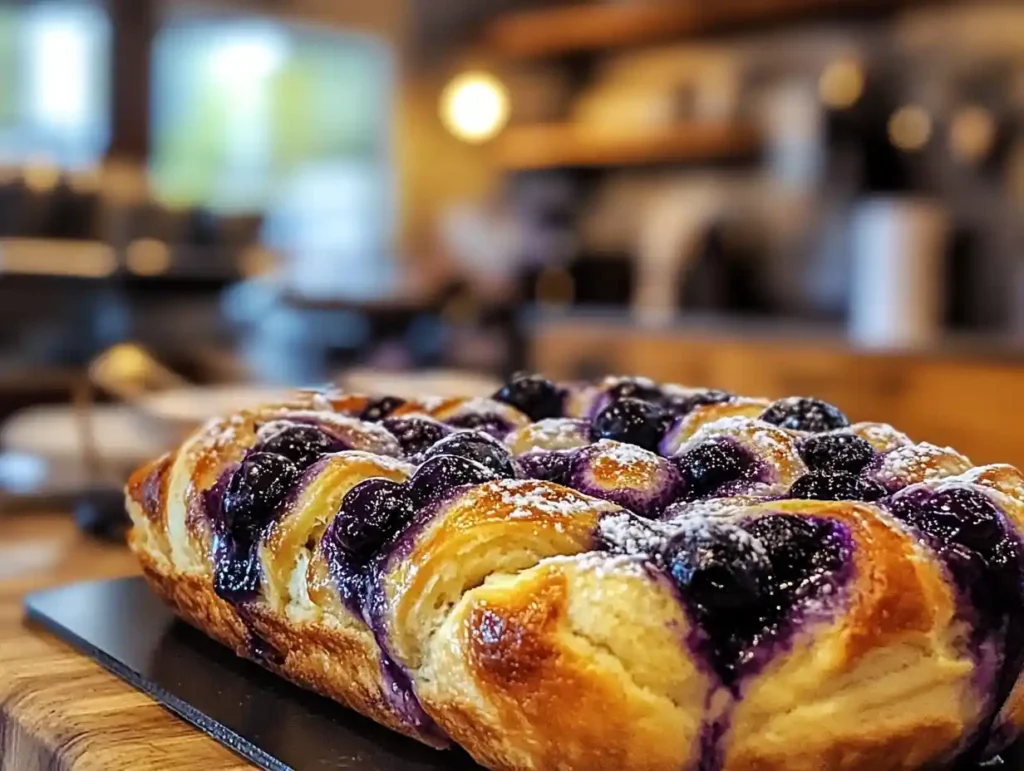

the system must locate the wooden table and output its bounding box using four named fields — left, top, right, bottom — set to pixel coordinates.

left=0, top=514, right=249, bottom=770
